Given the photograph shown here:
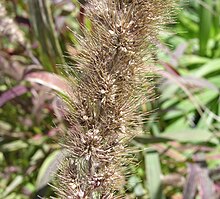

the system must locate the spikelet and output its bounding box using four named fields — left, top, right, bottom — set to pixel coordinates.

left=55, top=0, right=175, bottom=198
